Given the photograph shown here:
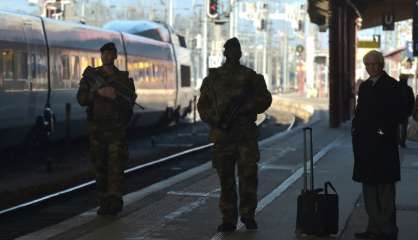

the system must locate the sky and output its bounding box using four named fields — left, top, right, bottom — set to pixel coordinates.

left=0, top=0, right=39, bottom=14
left=0, top=0, right=307, bottom=16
